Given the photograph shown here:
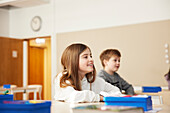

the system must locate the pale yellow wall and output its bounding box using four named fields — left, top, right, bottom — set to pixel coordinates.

left=56, top=20, right=170, bottom=87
